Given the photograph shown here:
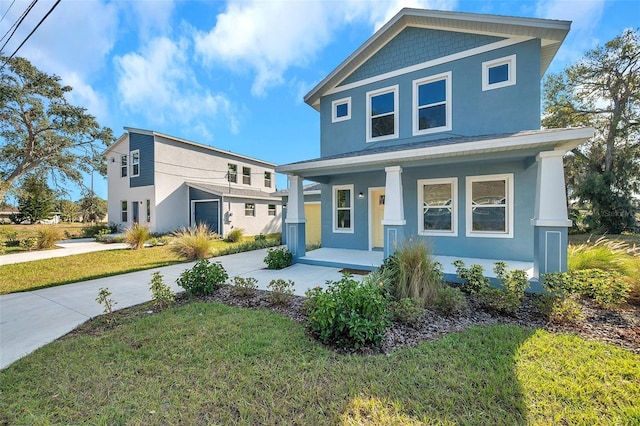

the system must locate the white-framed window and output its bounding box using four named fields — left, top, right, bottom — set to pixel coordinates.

left=466, top=173, right=514, bottom=238
left=366, top=85, right=398, bottom=142
left=242, top=167, right=251, bottom=185
left=121, top=200, right=128, bottom=222
left=333, top=184, right=354, bottom=233
left=244, top=203, right=255, bottom=216
left=482, top=54, right=516, bottom=91
left=228, top=164, right=237, bottom=183
left=264, top=171, right=272, bottom=188
left=268, top=204, right=276, bottom=216
left=131, top=150, right=140, bottom=177
left=332, top=97, right=351, bottom=122
left=146, top=199, right=151, bottom=222
left=120, top=155, right=128, bottom=178
left=418, top=177, right=458, bottom=236
left=413, top=72, right=451, bottom=135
